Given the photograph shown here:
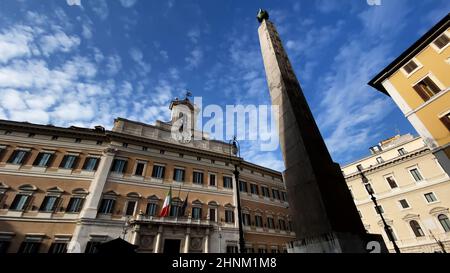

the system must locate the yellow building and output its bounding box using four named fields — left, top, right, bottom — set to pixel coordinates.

left=369, top=13, right=450, bottom=176
left=342, top=134, right=450, bottom=253
left=0, top=98, right=295, bottom=253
